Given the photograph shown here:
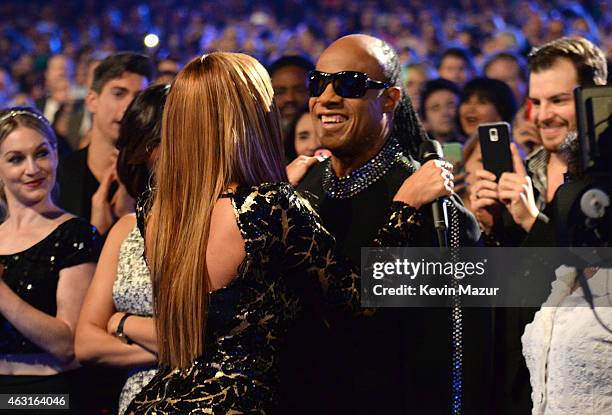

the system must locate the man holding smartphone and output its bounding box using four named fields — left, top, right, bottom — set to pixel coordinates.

left=469, top=36, right=608, bottom=414
left=470, top=36, right=607, bottom=243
